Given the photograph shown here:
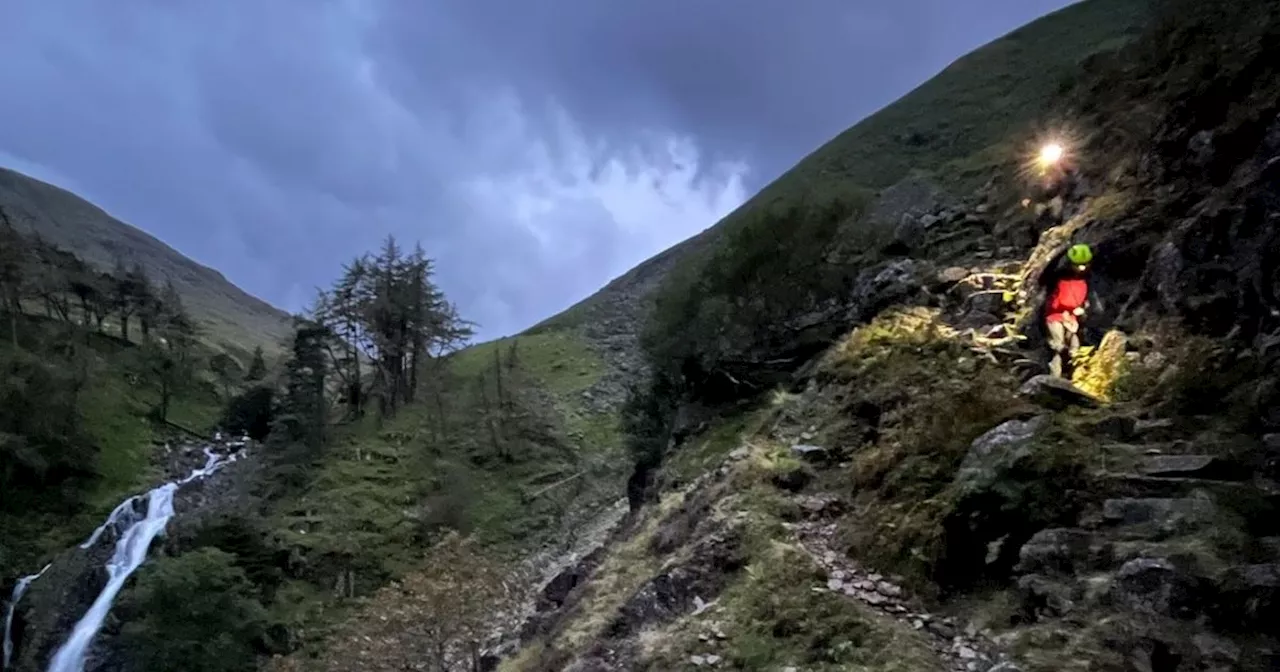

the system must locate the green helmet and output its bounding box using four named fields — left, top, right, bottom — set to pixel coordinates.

left=1067, top=243, right=1093, bottom=265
